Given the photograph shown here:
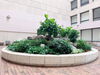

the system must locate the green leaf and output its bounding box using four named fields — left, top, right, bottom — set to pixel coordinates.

left=44, top=14, right=48, bottom=19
